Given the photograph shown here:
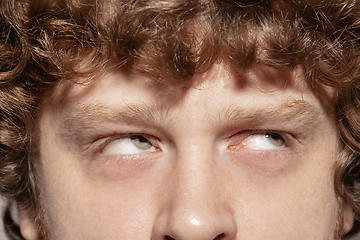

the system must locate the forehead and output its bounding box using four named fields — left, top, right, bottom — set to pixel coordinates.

left=48, top=63, right=333, bottom=114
